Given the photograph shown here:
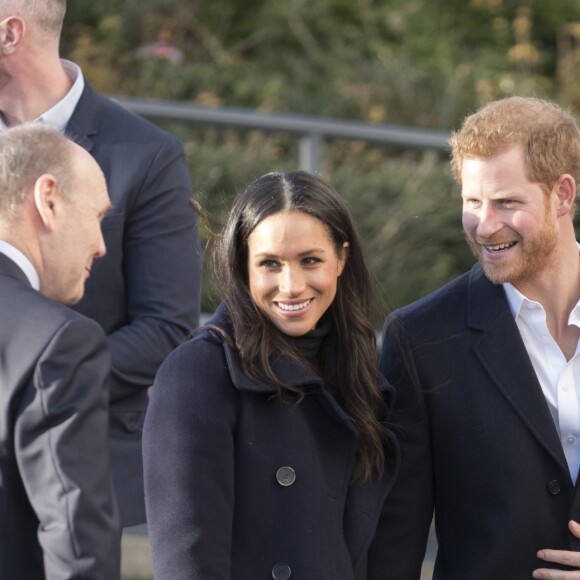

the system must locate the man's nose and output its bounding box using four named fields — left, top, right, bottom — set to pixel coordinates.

left=95, top=231, right=106, bottom=258
left=475, top=203, right=502, bottom=238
